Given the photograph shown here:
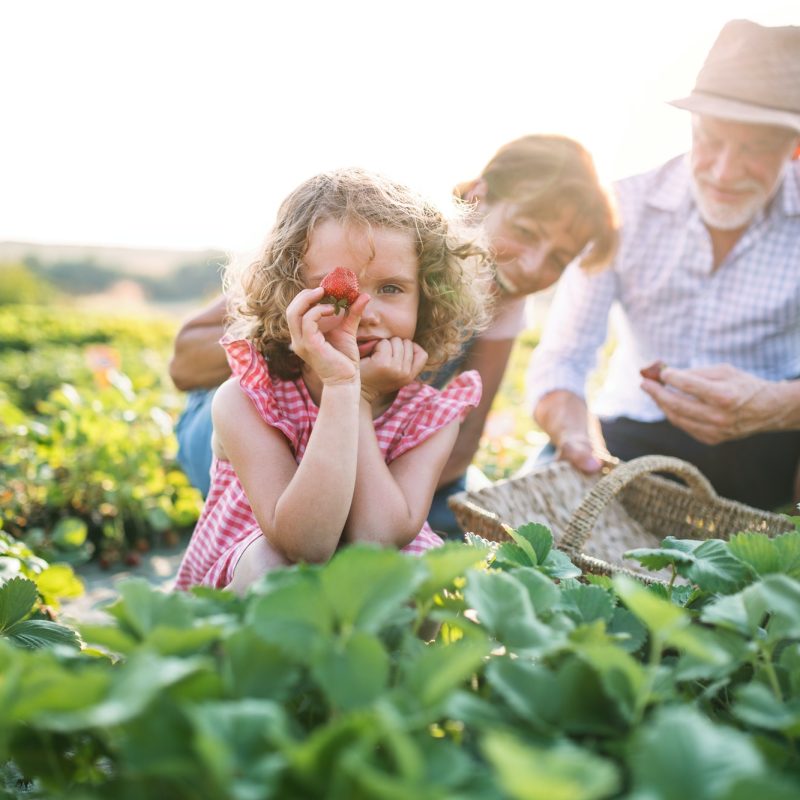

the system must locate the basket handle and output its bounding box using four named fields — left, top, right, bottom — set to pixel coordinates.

left=559, top=455, right=718, bottom=557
